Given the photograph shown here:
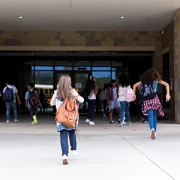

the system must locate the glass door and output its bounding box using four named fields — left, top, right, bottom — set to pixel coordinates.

left=74, top=71, right=91, bottom=114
